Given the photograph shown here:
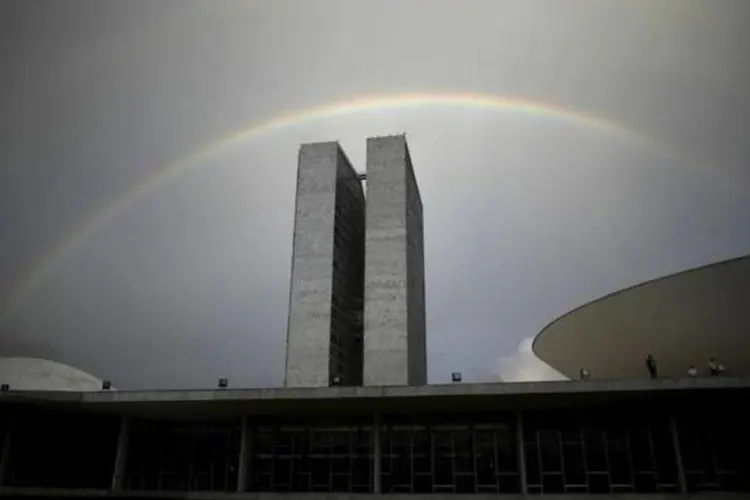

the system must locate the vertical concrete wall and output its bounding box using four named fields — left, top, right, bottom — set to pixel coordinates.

left=364, top=135, right=426, bottom=386
left=405, top=143, right=427, bottom=385
left=329, top=148, right=366, bottom=385
left=285, top=142, right=366, bottom=388
left=284, top=143, right=340, bottom=388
